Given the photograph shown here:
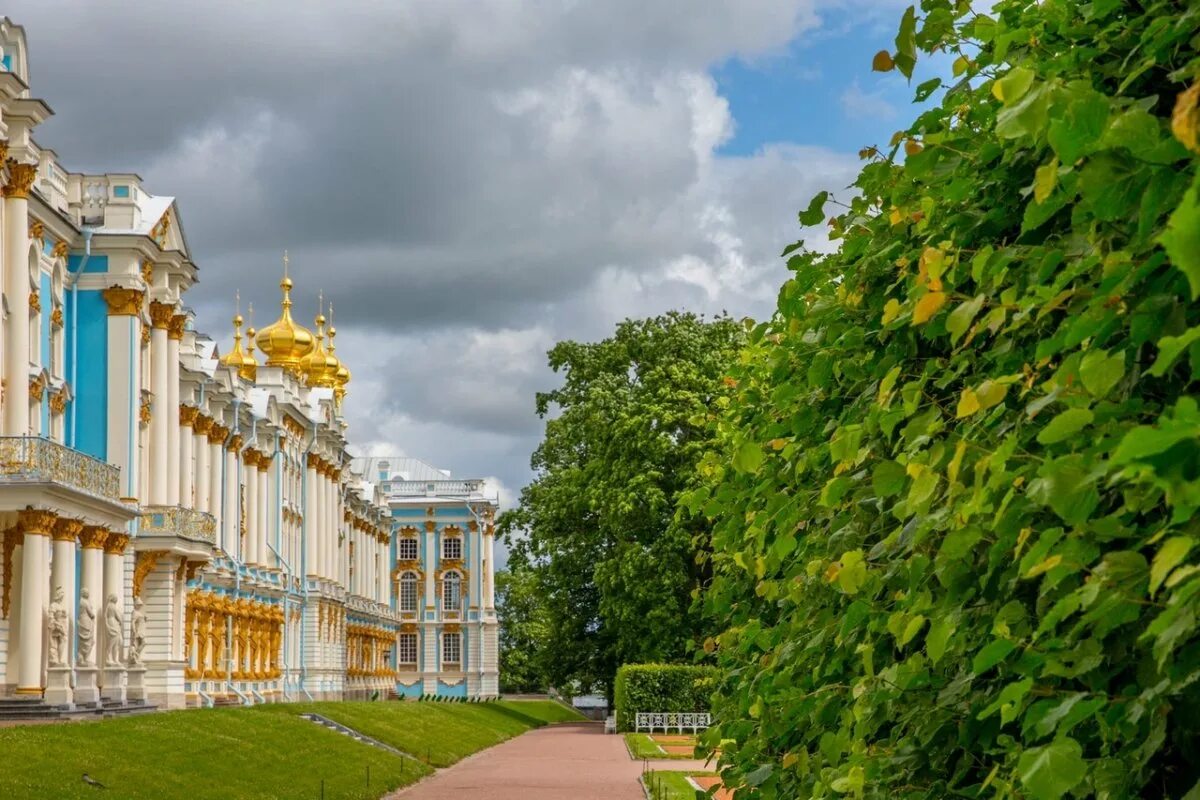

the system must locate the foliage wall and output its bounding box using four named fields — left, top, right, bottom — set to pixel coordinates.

left=500, top=313, right=743, bottom=696
left=614, top=663, right=719, bottom=732
left=691, top=1, right=1200, bottom=797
